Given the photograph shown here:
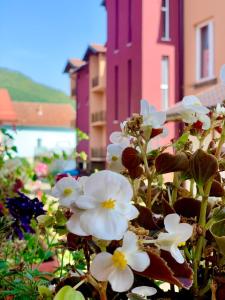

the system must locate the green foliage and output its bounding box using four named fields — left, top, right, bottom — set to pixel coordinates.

left=54, top=286, right=85, bottom=300
left=0, top=68, right=74, bottom=106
